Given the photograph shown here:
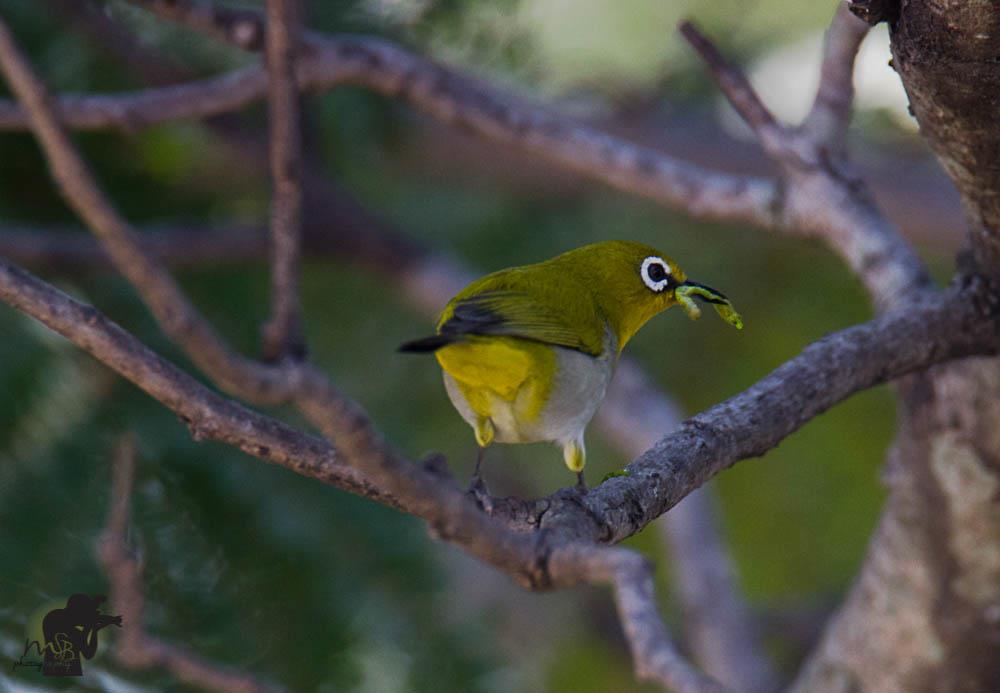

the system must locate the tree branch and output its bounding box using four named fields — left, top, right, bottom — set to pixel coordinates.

left=661, top=489, right=777, bottom=692
left=129, top=0, right=931, bottom=310
left=549, top=545, right=728, bottom=693
left=803, top=4, right=871, bottom=149
left=260, top=0, right=305, bottom=361
left=594, top=359, right=777, bottom=691
left=0, top=18, right=294, bottom=403
left=677, top=22, right=781, bottom=149
left=679, top=16, right=929, bottom=311
left=576, top=281, right=1000, bottom=545
left=5, top=7, right=998, bottom=690
left=0, top=66, right=270, bottom=132
left=0, top=1, right=929, bottom=311
left=97, top=435, right=279, bottom=692
left=0, top=256, right=381, bottom=498
left=0, top=35, right=777, bottom=231
left=0, top=224, right=268, bottom=269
